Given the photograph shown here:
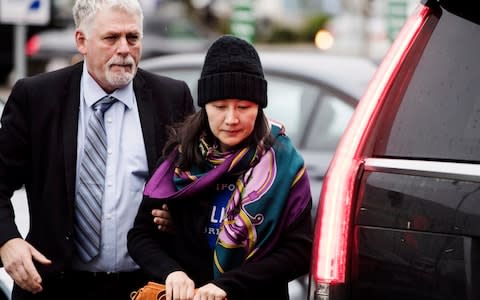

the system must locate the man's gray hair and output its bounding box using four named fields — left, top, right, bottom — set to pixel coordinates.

left=72, top=0, right=144, bottom=36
